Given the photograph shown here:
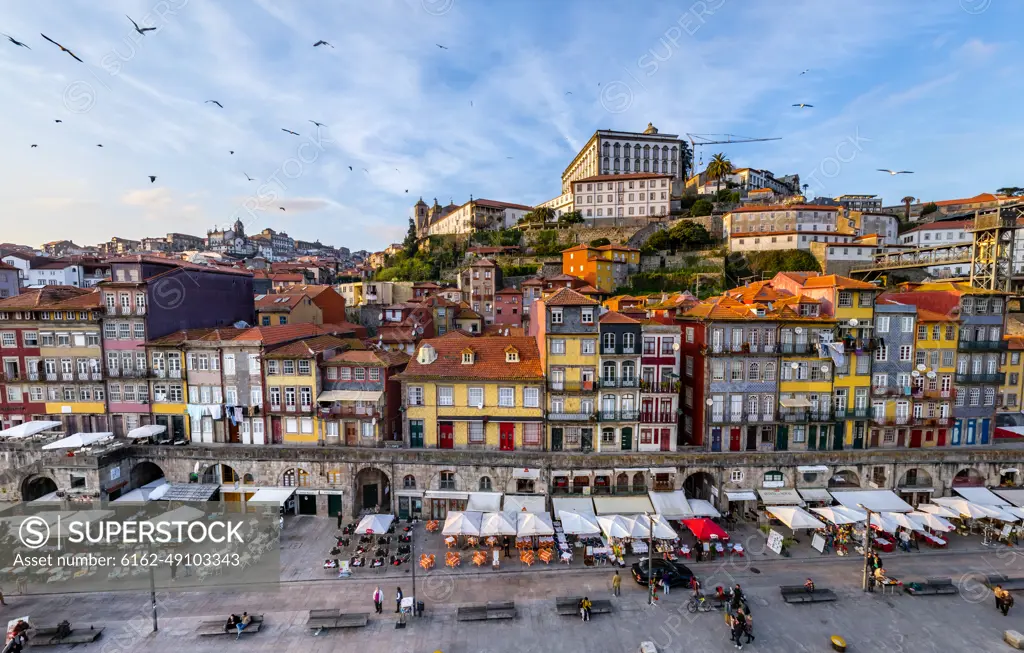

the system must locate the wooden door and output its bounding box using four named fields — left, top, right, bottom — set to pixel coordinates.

left=551, top=427, right=563, bottom=451
left=869, top=429, right=880, bottom=448
left=499, top=422, right=515, bottom=451
left=808, top=425, right=818, bottom=451
left=271, top=417, right=282, bottom=444
left=660, top=428, right=671, bottom=451
left=745, top=427, right=757, bottom=451
left=439, top=422, right=454, bottom=449
left=409, top=420, right=424, bottom=448
left=981, top=418, right=990, bottom=444
left=909, top=429, right=922, bottom=448
left=729, top=427, right=741, bottom=452
left=345, top=422, right=358, bottom=445
left=620, top=427, right=633, bottom=451
left=937, top=428, right=947, bottom=446
left=711, top=428, right=722, bottom=452
left=776, top=425, right=788, bottom=451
